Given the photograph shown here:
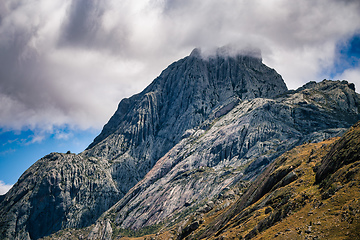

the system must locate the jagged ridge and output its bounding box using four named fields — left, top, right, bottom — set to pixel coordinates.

left=86, top=79, right=360, bottom=235
left=83, top=48, right=287, bottom=197
left=0, top=48, right=288, bottom=240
